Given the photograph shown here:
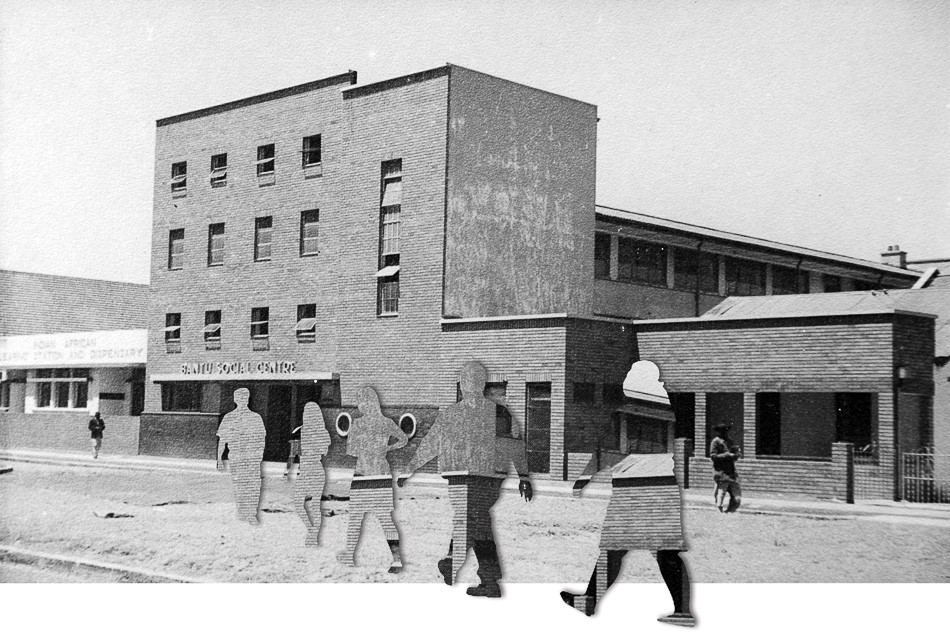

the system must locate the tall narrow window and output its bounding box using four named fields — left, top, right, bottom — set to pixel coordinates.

left=300, top=210, right=319, bottom=256
left=617, top=237, right=667, bottom=286
left=256, top=144, right=275, bottom=175
left=725, top=258, right=766, bottom=296
left=204, top=310, right=221, bottom=350
left=207, top=223, right=225, bottom=266
left=526, top=383, right=552, bottom=474
left=0, top=381, right=10, bottom=410
left=254, top=216, right=273, bottom=261
left=377, top=159, right=402, bottom=315
left=164, top=312, right=181, bottom=353
left=250, top=307, right=269, bottom=338
left=168, top=229, right=185, bottom=270
left=171, top=161, right=187, bottom=192
left=674, top=247, right=719, bottom=293
left=210, top=153, right=227, bottom=187
left=594, top=233, right=612, bottom=279
left=302, top=135, right=321, bottom=167
left=296, top=303, right=317, bottom=343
